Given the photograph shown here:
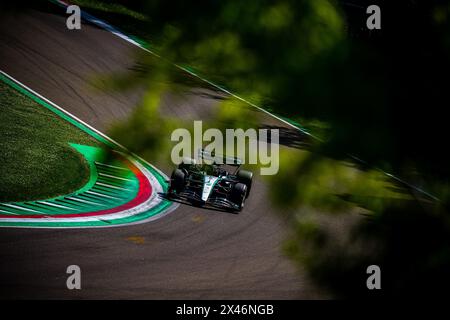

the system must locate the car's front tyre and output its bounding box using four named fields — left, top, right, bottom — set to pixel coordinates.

left=231, top=182, right=247, bottom=211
